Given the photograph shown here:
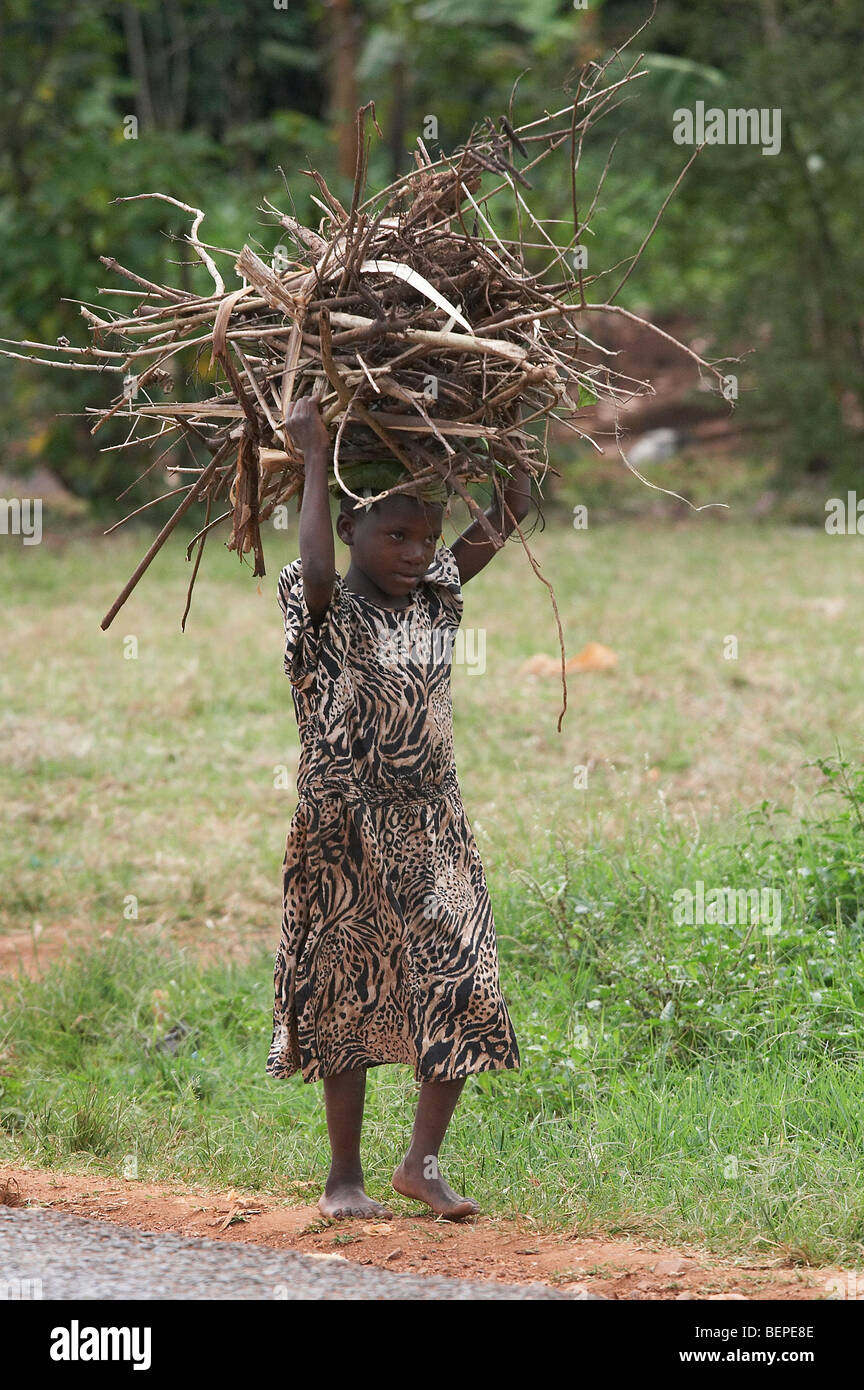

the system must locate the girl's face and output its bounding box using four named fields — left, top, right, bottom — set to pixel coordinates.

left=337, top=495, right=443, bottom=597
